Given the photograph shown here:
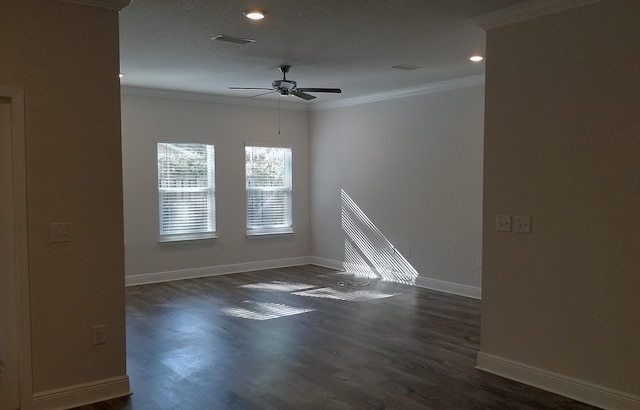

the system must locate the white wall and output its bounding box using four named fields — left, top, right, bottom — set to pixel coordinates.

left=479, top=1, right=640, bottom=406
left=309, top=85, right=484, bottom=293
left=121, top=93, right=311, bottom=280
left=121, top=84, right=484, bottom=293
left=2, top=0, right=129, bottom=403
